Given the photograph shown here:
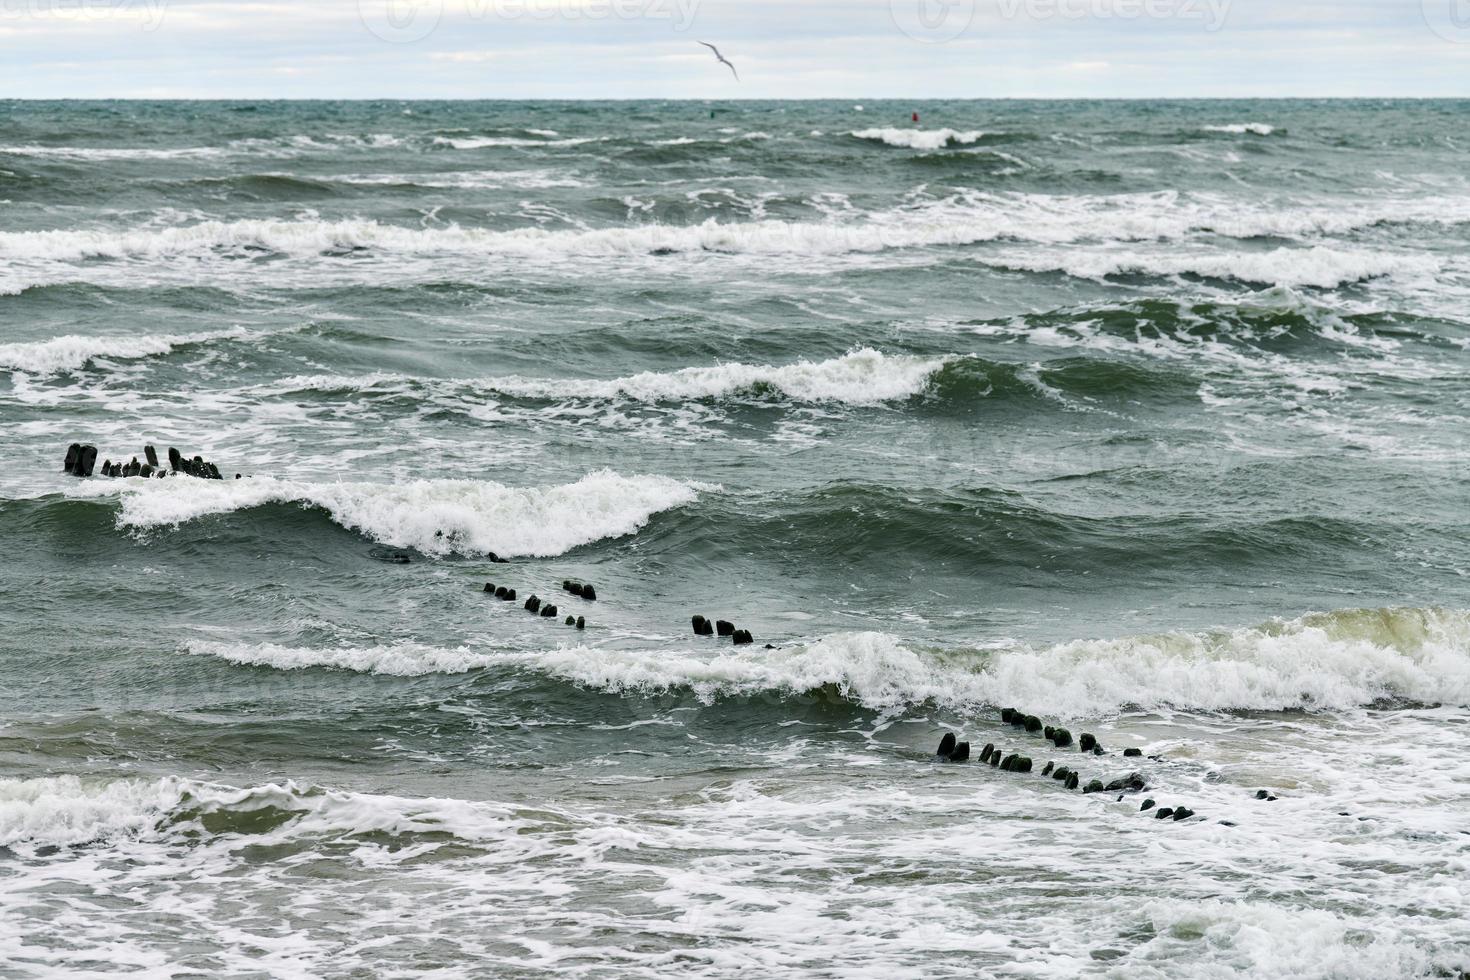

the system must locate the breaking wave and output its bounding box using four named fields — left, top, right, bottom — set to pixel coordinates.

left=0, top=774, right=525, bottom=849
left=268, top=348, right=951, bottom=407
left=0, top=326, right=259, bottom=375
left=849, top=127, right=986, bottom=150
left=186, top=608, right=1470, bottom=715
left=72, top=469, right=709, bottom=558
left=7, top=191, right=1466, bottom=268
left=1202, top=123, right=1278, bottom=136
